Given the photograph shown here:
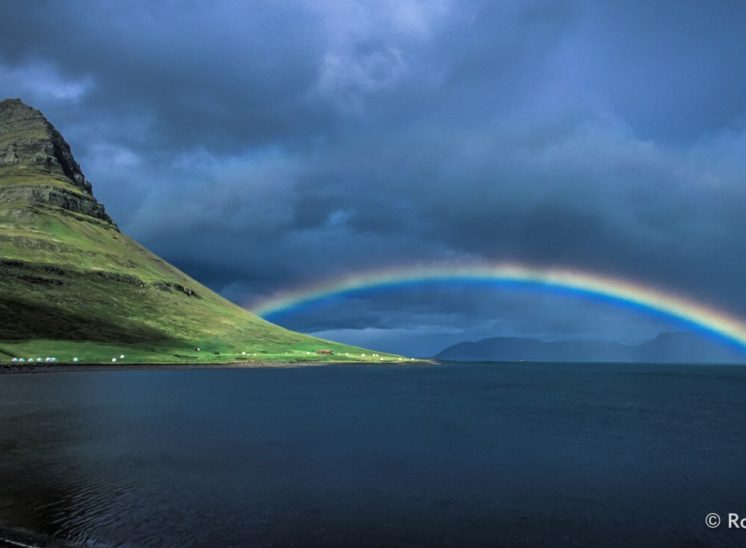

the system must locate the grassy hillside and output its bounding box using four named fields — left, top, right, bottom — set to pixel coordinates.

left=0, top=98, right=407, bottom=365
